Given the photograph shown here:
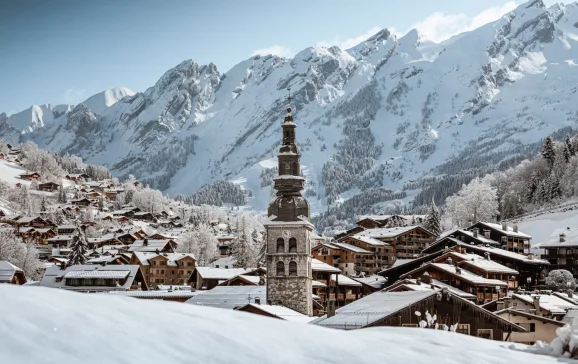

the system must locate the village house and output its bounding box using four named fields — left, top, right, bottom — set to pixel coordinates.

left=65, top=173, right=90, bottom=183
left=218, top=274, right=263, bottom=286
left=39, top=264, right=148, bottom=292
left=19, top=172, right=41, bottom=181
left=235, top=303, right=314, bottom=323
left=133, top=212, right=156, bottom=222
left=56, top=225, right=76, bottom=235
left=37, top=181, right=60, bottom=192
left=186, top=285, right=265, bottom=309
left=312, top=241, right=373, bottom=276
left=104, top=289, right=200, bottom=303
left=338, top=226, right=437, bottom=274
left=311, top=289, right=525, bottom=341
left=494, top=308, right=565, bottom=344
left=12, top=216, right=55, bottom=230
left=355, top=215, right=427, bottom=229
left=540, top=232, right=578, bottom=275
left=378, top=250, right=446, bottom=286
left=86, top=254, right=128, bottom=265
left=189, top=267, right=247, bottom=290
left=467, top=221, right=531, bottom=255
left=128, top=239, right=177, bottom=253
left=383, top=277, right=477, bottom=301
left=483, top=292, right=578, bottom=320
left=70, top=198, right=93, bottom=207
left=130, top=252, right=196, bottom=288
left=0, top=261, right=27, bottom=285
